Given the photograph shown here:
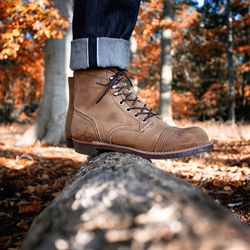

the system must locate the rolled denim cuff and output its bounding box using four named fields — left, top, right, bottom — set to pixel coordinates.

left=70, top=37, right=130, bottom=70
